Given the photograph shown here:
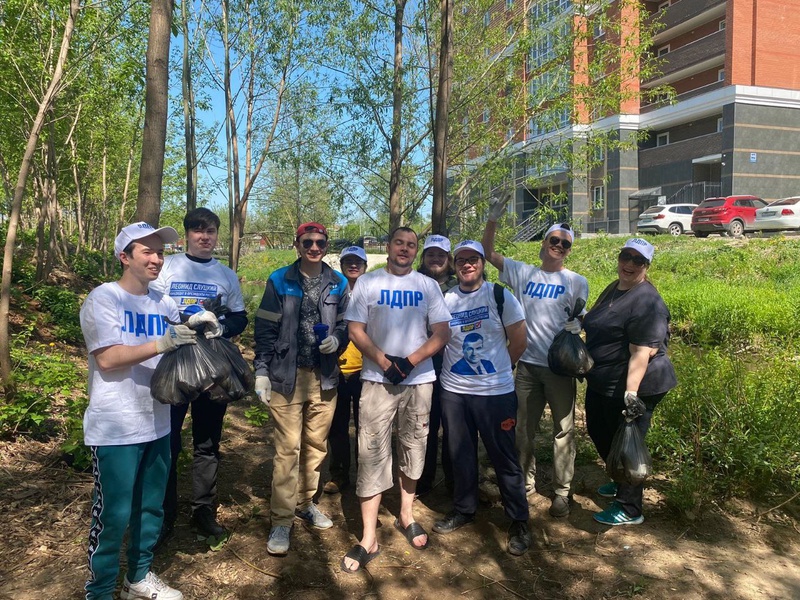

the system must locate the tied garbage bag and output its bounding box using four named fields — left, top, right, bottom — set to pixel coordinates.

left=151, top=334, right=232, bottom=405
left=547, top=298, right=594, bottom=380
left=206, top=336, right=255, bottom=403
left=605, top=418, right=653, bottom=486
